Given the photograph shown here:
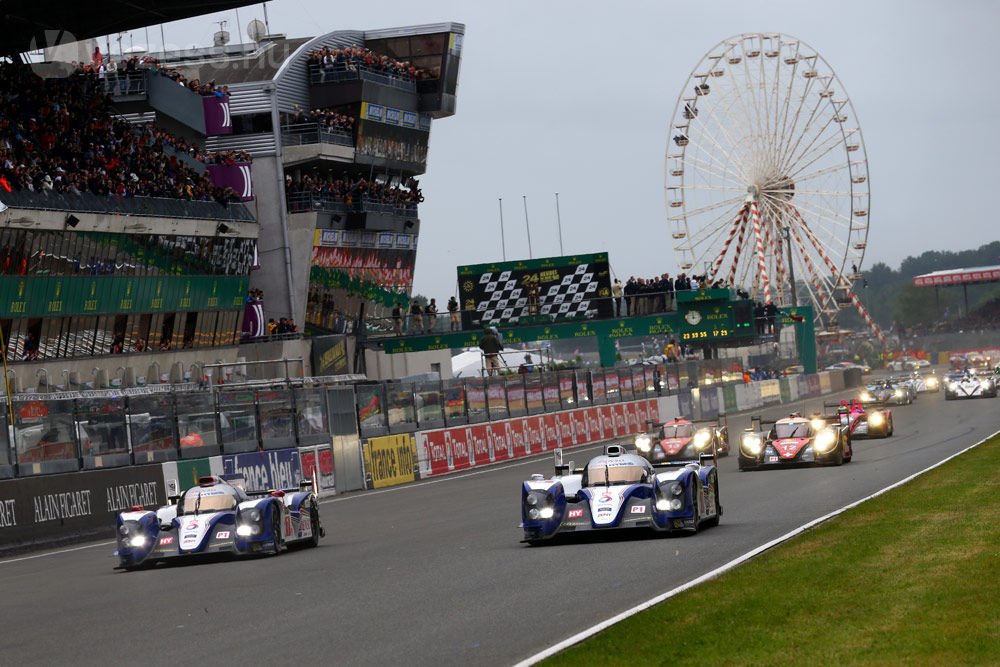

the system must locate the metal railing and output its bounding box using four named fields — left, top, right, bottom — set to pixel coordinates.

left=0, top=190, right=256, bottom=223
left=285, top=192, right=419, bottom=216
left=103, top=71, right=148, bottom=98
left=307, top=63, right=417, bottom=91
left=280, top=123, right=354, bottom=148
